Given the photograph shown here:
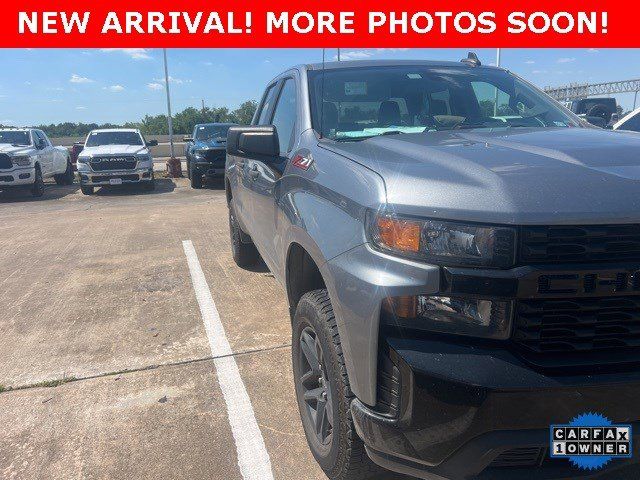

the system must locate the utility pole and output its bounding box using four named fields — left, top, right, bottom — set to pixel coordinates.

left=201, top=99, right=205, bottom=114
left=163, top=48, right=181, bottom=177
left=337, top=48, right=341, bottom=61
left=494, top=49, right=501, bottom=116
